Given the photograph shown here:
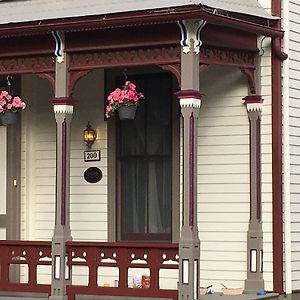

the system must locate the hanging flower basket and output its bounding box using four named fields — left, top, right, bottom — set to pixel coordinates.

left=0, top=110, right=18, bottom=125
left=117, top=105, right=137, bottom=120
left=106, top=81, right=144, bottom=120
left=0, top=91, right=26, bottom=126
